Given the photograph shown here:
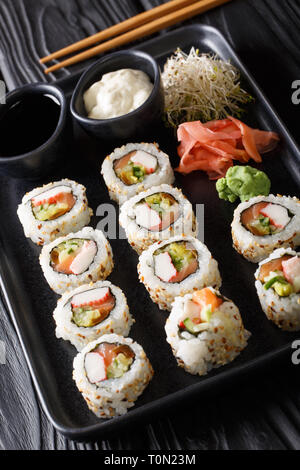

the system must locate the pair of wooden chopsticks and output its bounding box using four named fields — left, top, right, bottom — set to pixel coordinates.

left=41, top=0, right=231, bottom=74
